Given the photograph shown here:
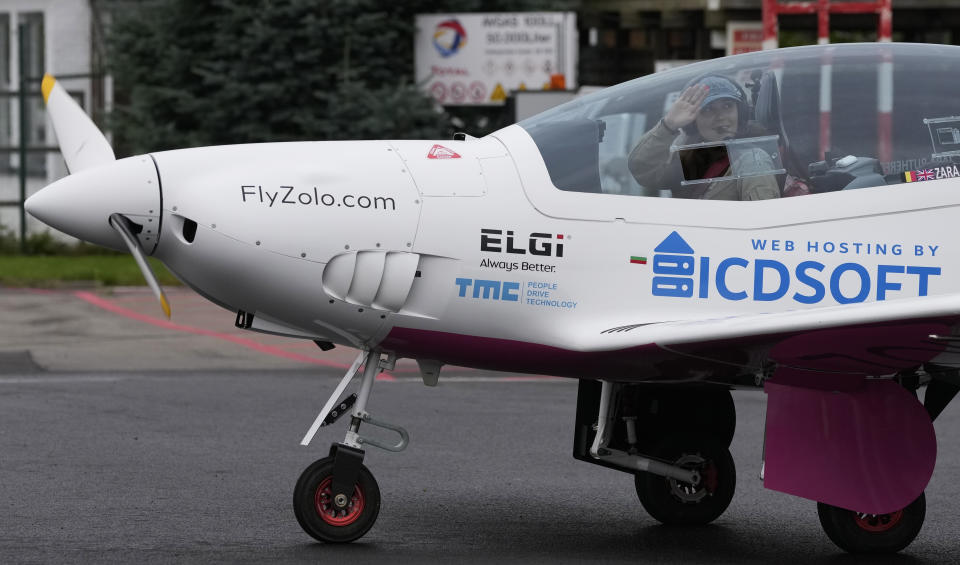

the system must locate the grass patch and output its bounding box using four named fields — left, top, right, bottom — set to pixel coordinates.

left=0, top=255, right=181, bottom=287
